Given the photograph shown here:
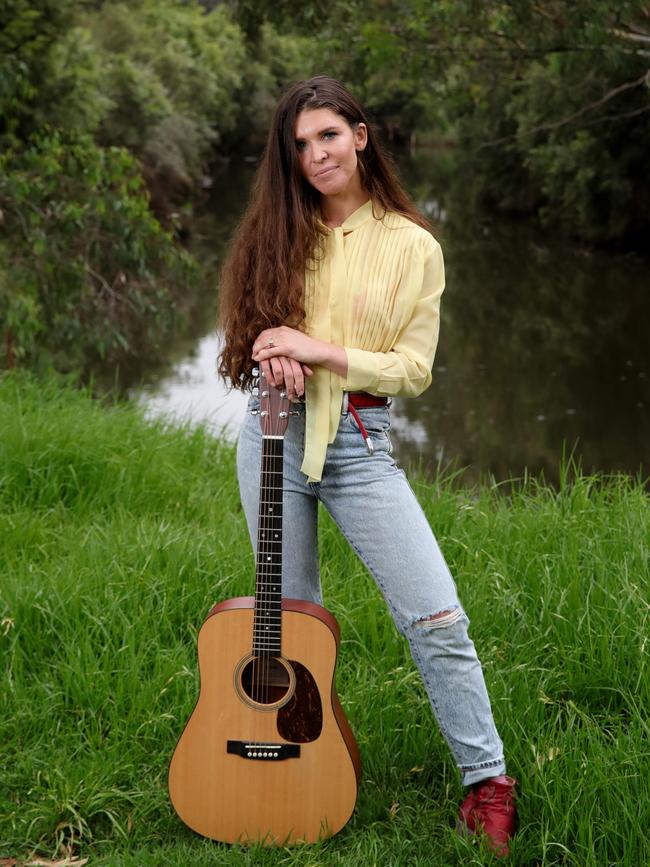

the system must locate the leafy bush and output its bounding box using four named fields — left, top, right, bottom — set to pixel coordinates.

left=0, top=132, right=198, bottom=373
left=87, top=1, right=247, bottom=182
